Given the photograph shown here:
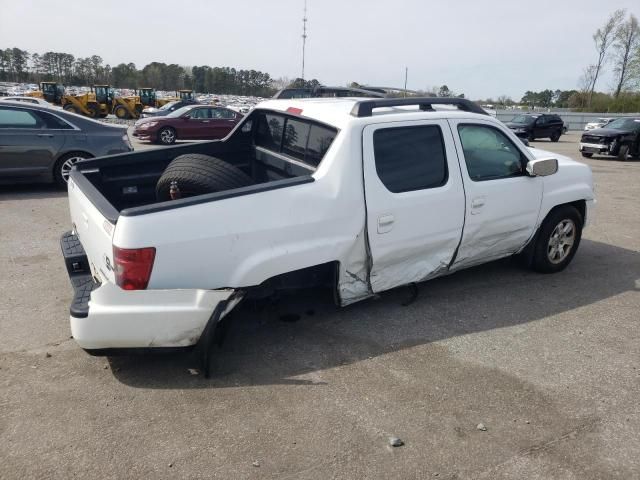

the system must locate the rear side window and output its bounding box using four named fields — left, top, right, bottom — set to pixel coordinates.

left=0, top=107, right=40, bottom=128
left=306, top=125, right=337, bottom=166
left=255, top=113, right=284, bottom=150
left=37, top=111, right=73, bottom=129
left=373, top=125, right=448, bottom=193
left=283, top=118, right=311, bottom=160
left=253, top=111, right=337, bottom=167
